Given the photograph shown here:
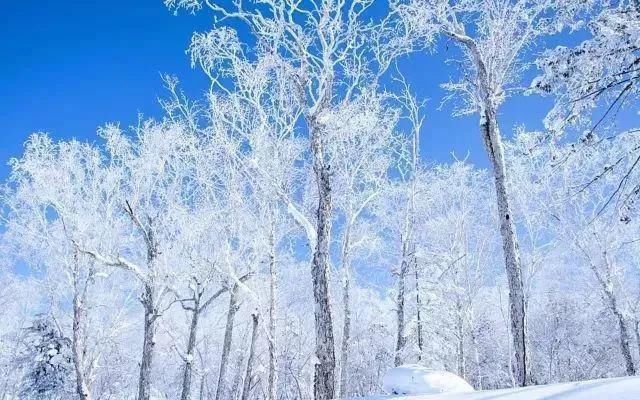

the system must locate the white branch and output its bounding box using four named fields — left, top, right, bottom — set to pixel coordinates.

left=75, top=244, right=149, bottom=285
